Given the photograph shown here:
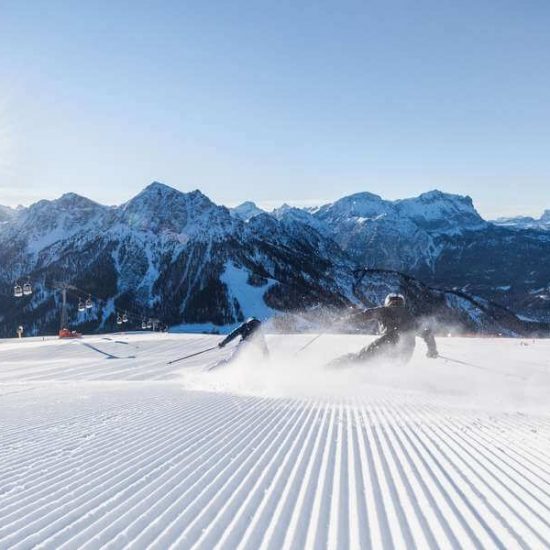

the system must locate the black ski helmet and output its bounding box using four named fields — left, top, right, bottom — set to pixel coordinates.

left=384, top=293, right=405, bottom=307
